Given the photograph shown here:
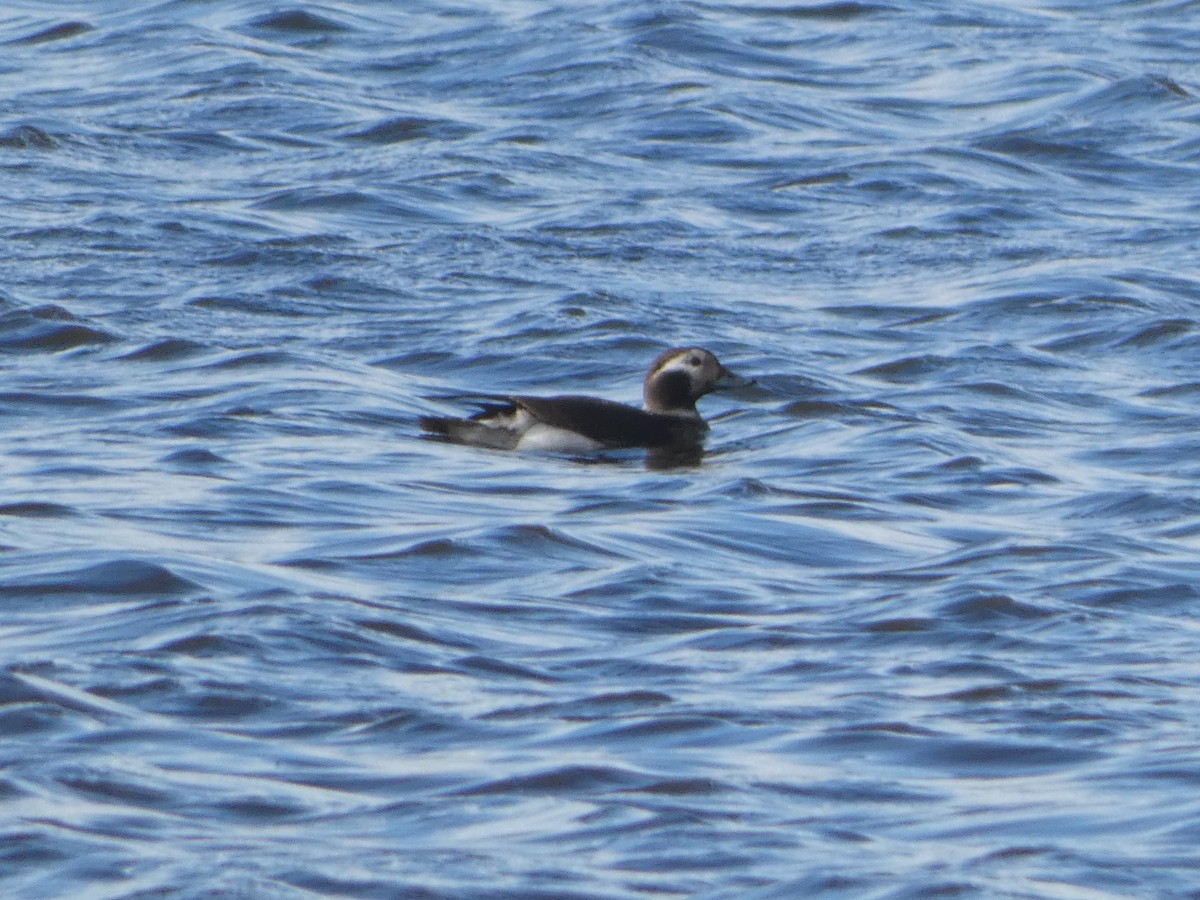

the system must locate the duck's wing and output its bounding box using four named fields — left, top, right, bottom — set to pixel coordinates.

left=418, top=396, right=526, bottom=449
left=418, top=414, right=522, bottom=449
